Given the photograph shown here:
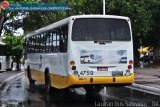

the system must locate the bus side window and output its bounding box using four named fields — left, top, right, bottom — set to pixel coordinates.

left=23, top=39, right=27, bottom=59
left=46, top=33, right=50, bottom=53
left=50, top=29, right=60, bottom=53
left=28, top=37, right=32, bottom=53
left=59, top=25, right=68, bottom=53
